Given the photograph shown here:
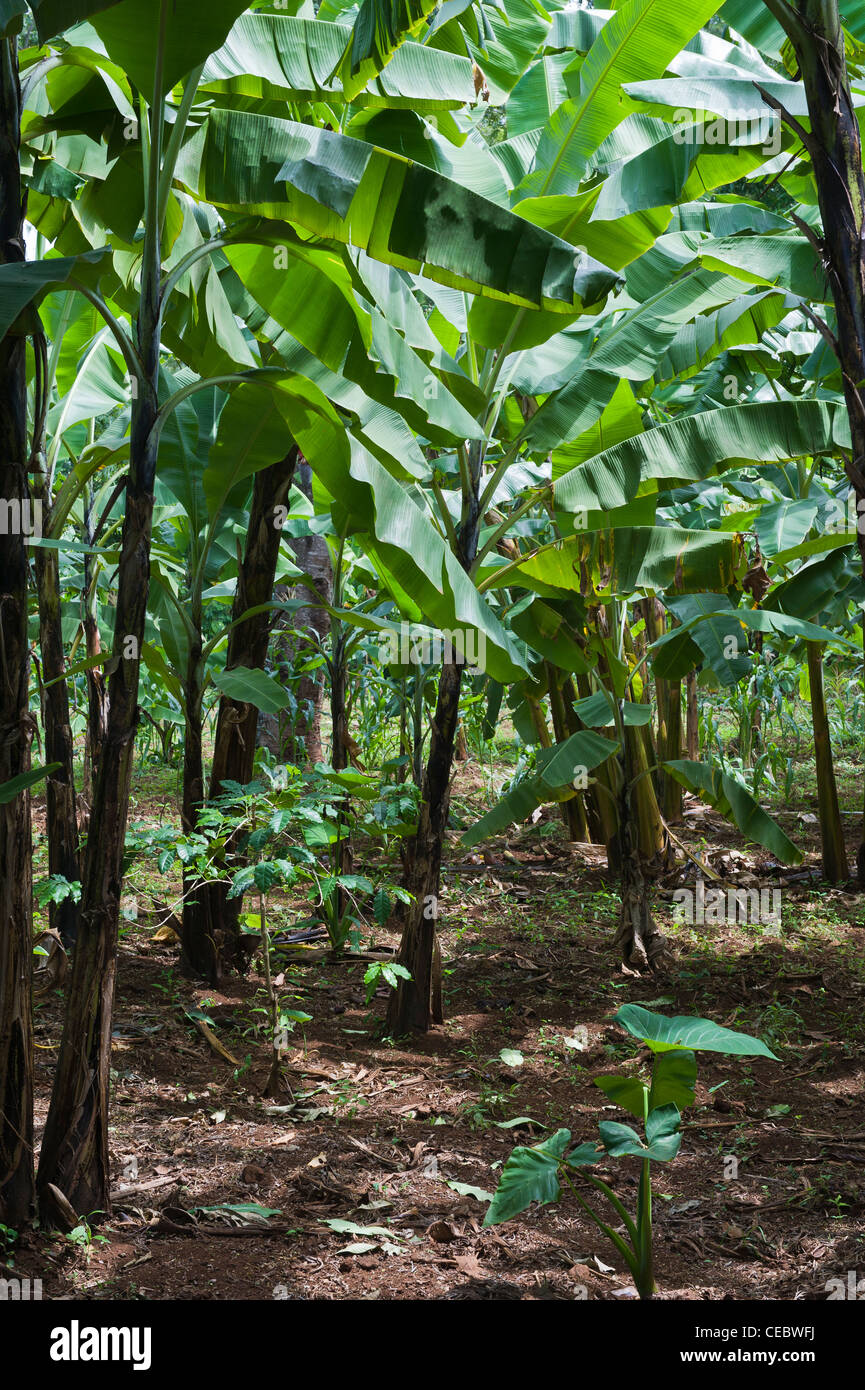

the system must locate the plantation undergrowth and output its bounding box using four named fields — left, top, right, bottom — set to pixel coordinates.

left=12, top=747, right=864, bottom=1302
